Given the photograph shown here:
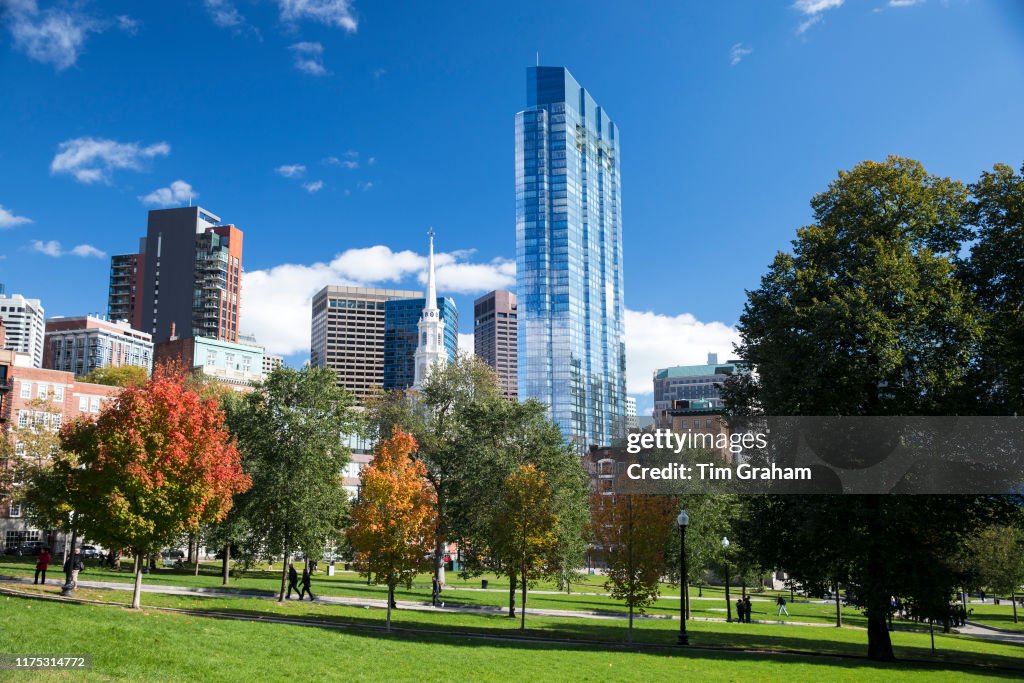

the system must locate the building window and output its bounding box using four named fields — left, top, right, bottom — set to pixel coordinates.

left=8, top=503, right=21, bottom=518
left=17, top=411, right=28, bottom=428
left=90, top=397, right=100, bottom=413
left=54, top=386, right=65, bottom=402
left=20, top=382, right=31, bottom=399
left=38, top=384, right=48, bottom=400
left=79, top=397, right=88, bottom=412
